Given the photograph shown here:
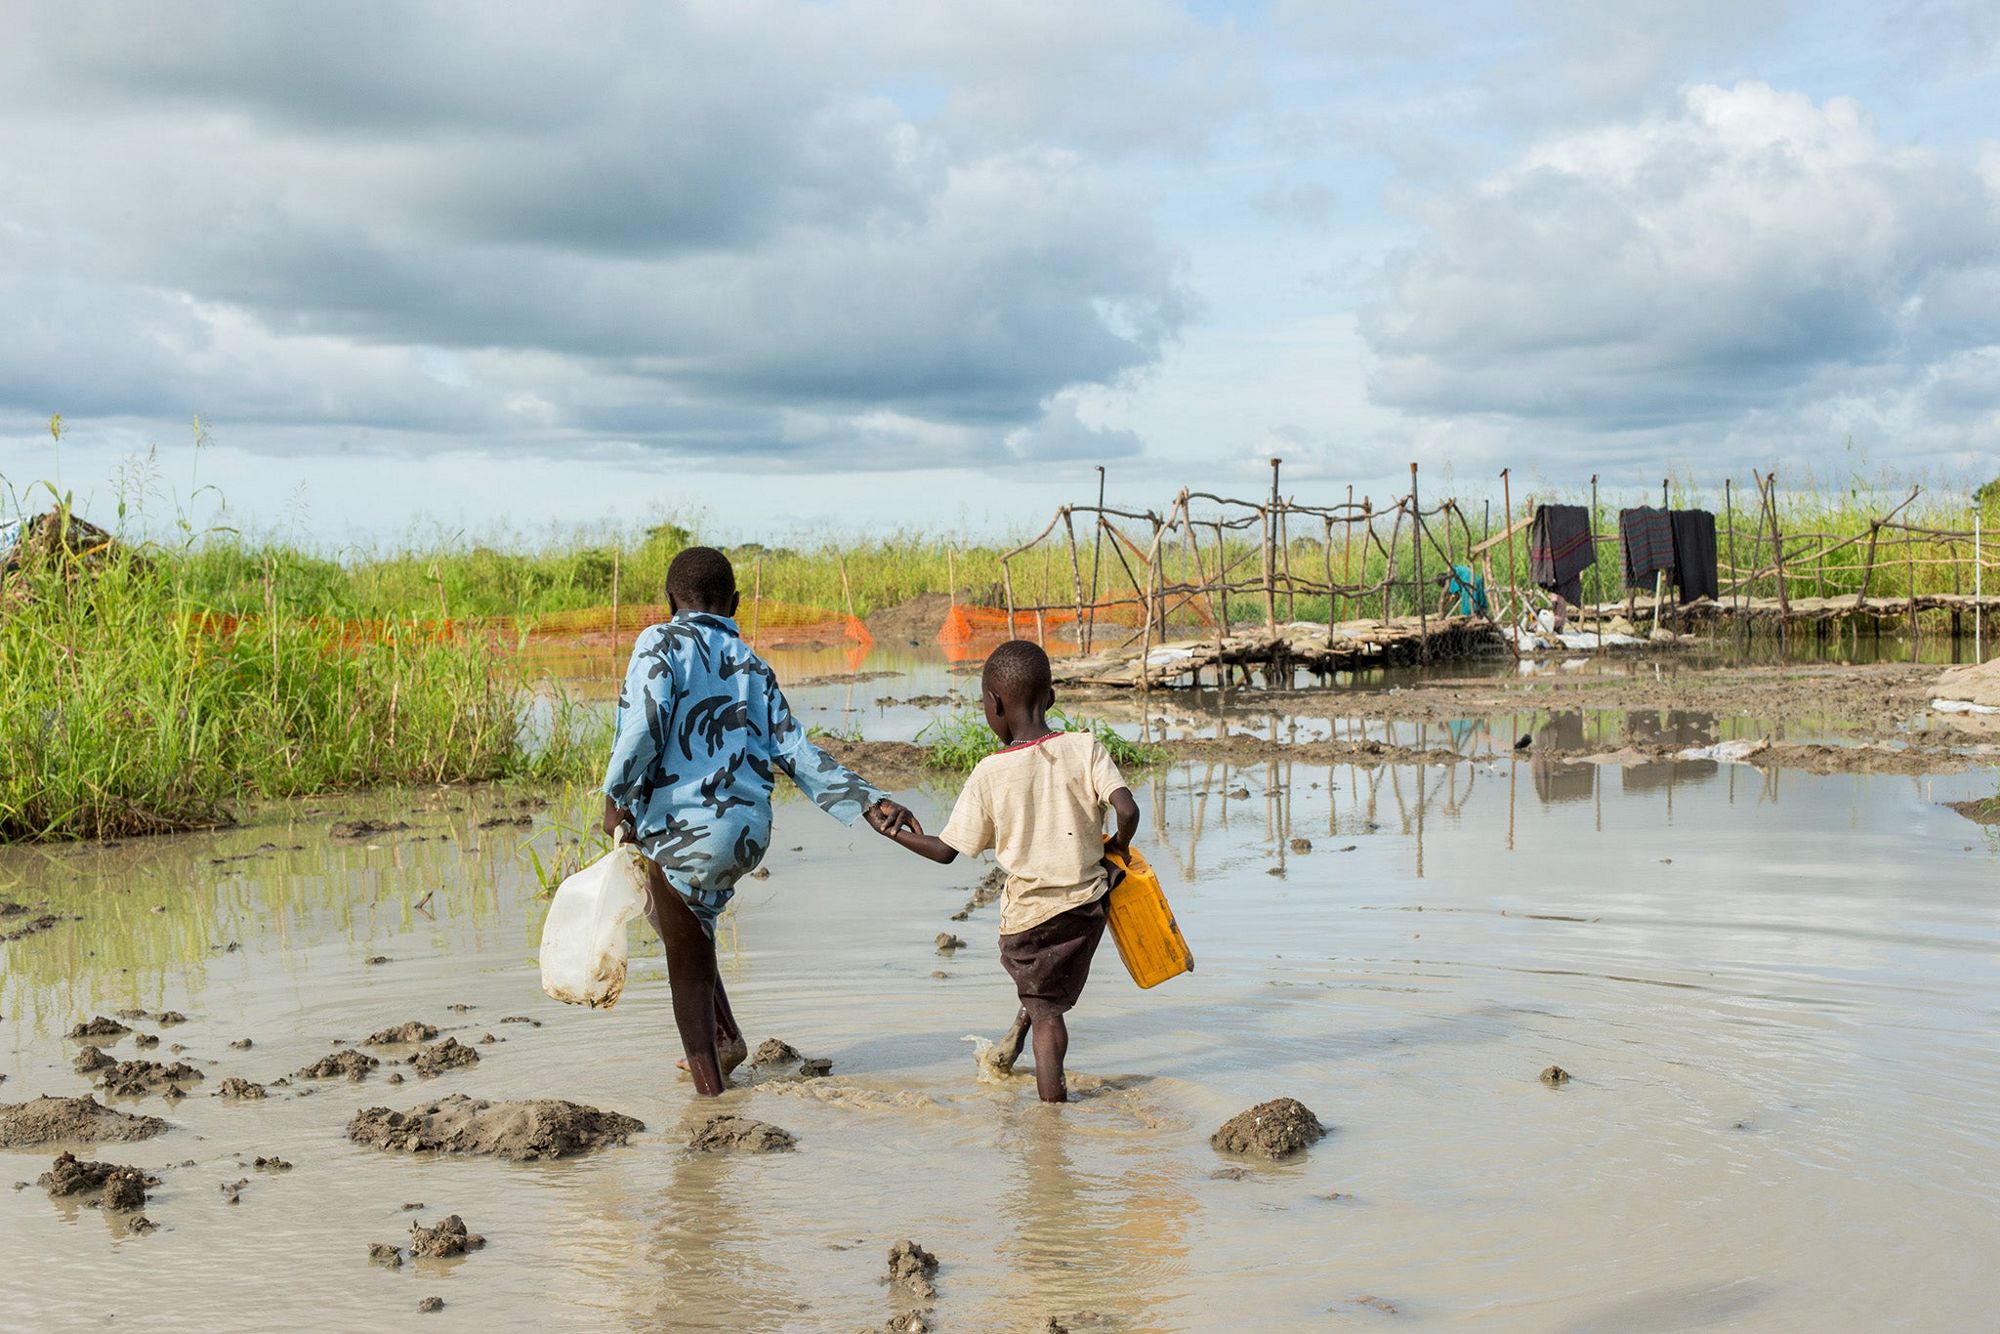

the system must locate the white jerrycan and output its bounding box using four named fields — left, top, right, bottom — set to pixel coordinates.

left=539, top=829, right=654, bottom=1010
